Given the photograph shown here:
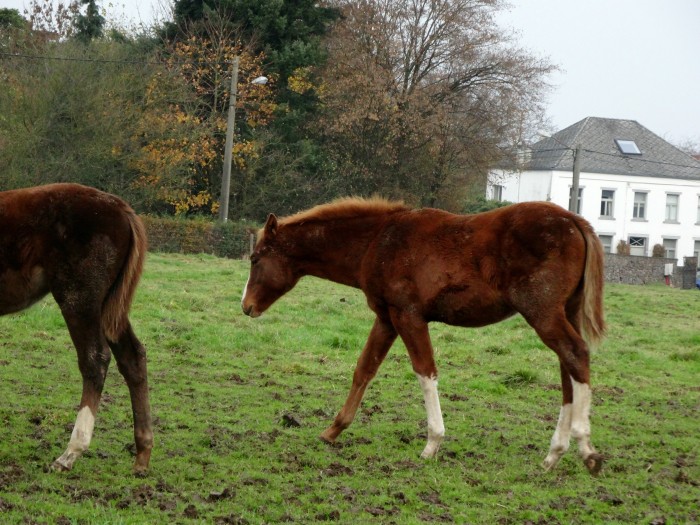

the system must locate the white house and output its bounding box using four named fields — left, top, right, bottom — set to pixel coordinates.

left=488, top=117, right=700, bottom=266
